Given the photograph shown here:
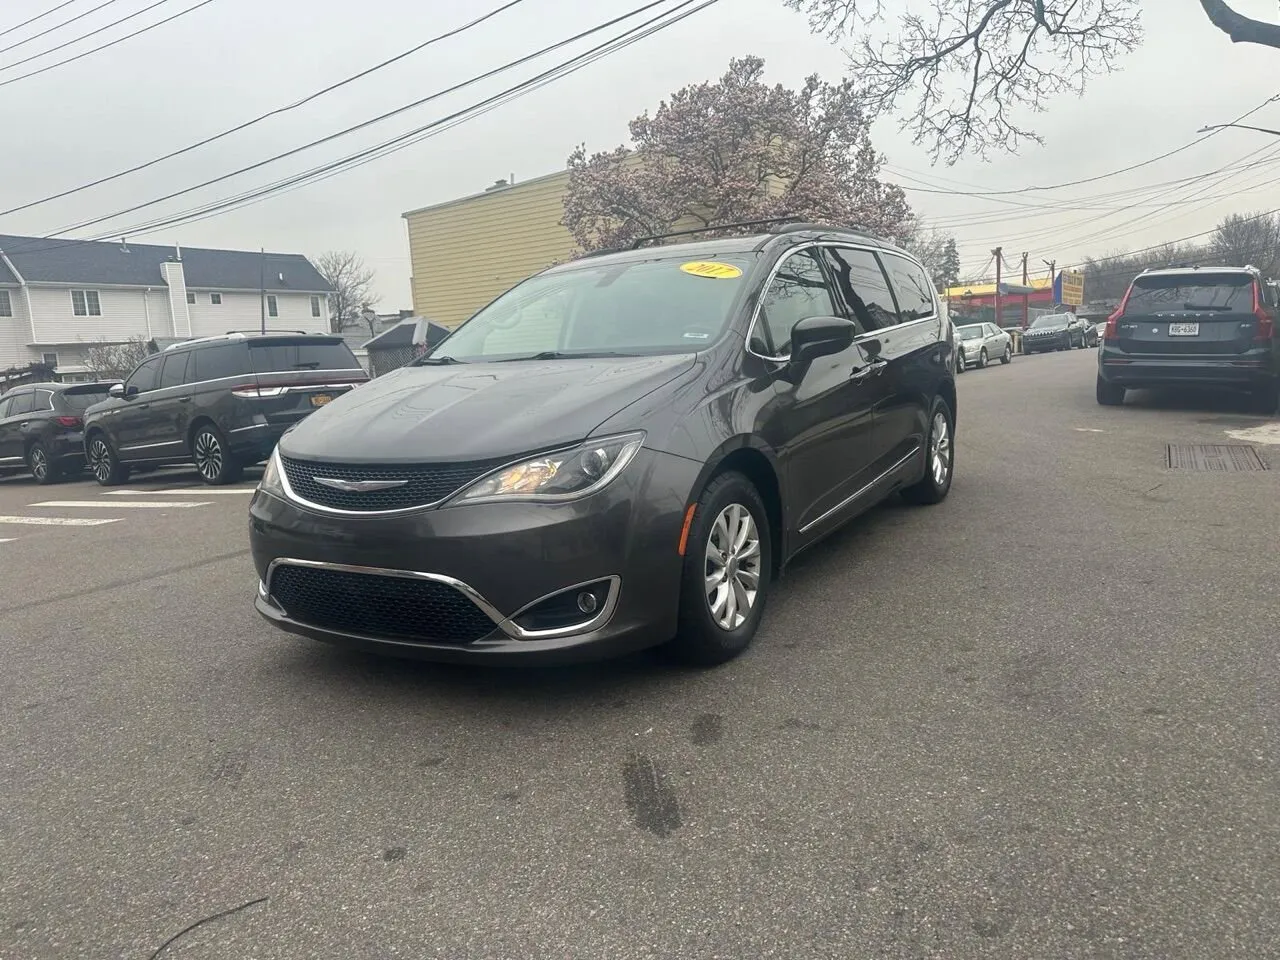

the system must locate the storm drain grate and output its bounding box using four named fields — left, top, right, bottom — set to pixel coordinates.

left=1166, top=443, right=1269, bottom=472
